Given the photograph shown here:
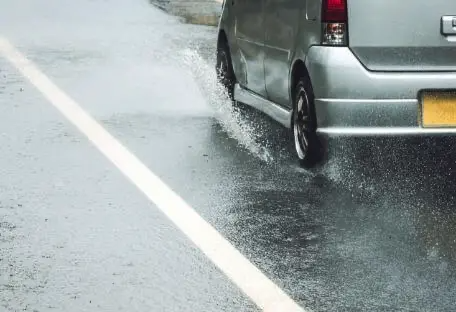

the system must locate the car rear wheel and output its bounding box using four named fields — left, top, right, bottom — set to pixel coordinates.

left=292, top=77, right=320, bottom=168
